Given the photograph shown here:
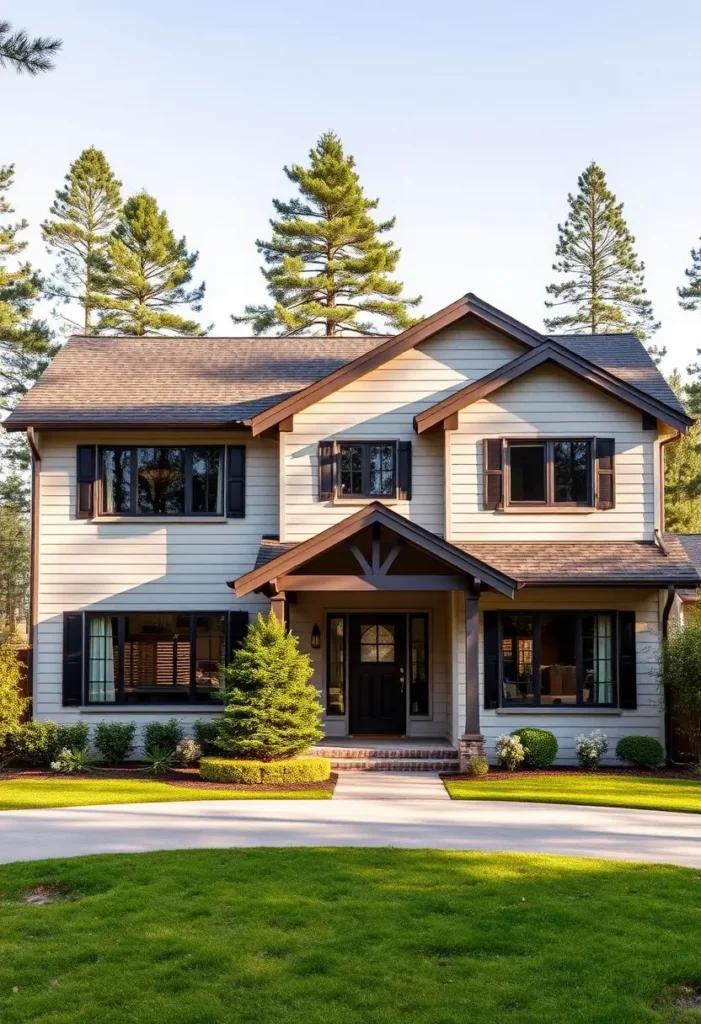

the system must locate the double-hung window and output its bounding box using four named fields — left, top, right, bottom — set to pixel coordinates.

left=339, top=442, right=396, bottom=498
left=101, top=446, right=224, bottom=516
